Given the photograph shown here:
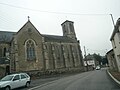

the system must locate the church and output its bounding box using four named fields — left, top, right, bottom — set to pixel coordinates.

left=0, top=19, right=83, bottom=73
